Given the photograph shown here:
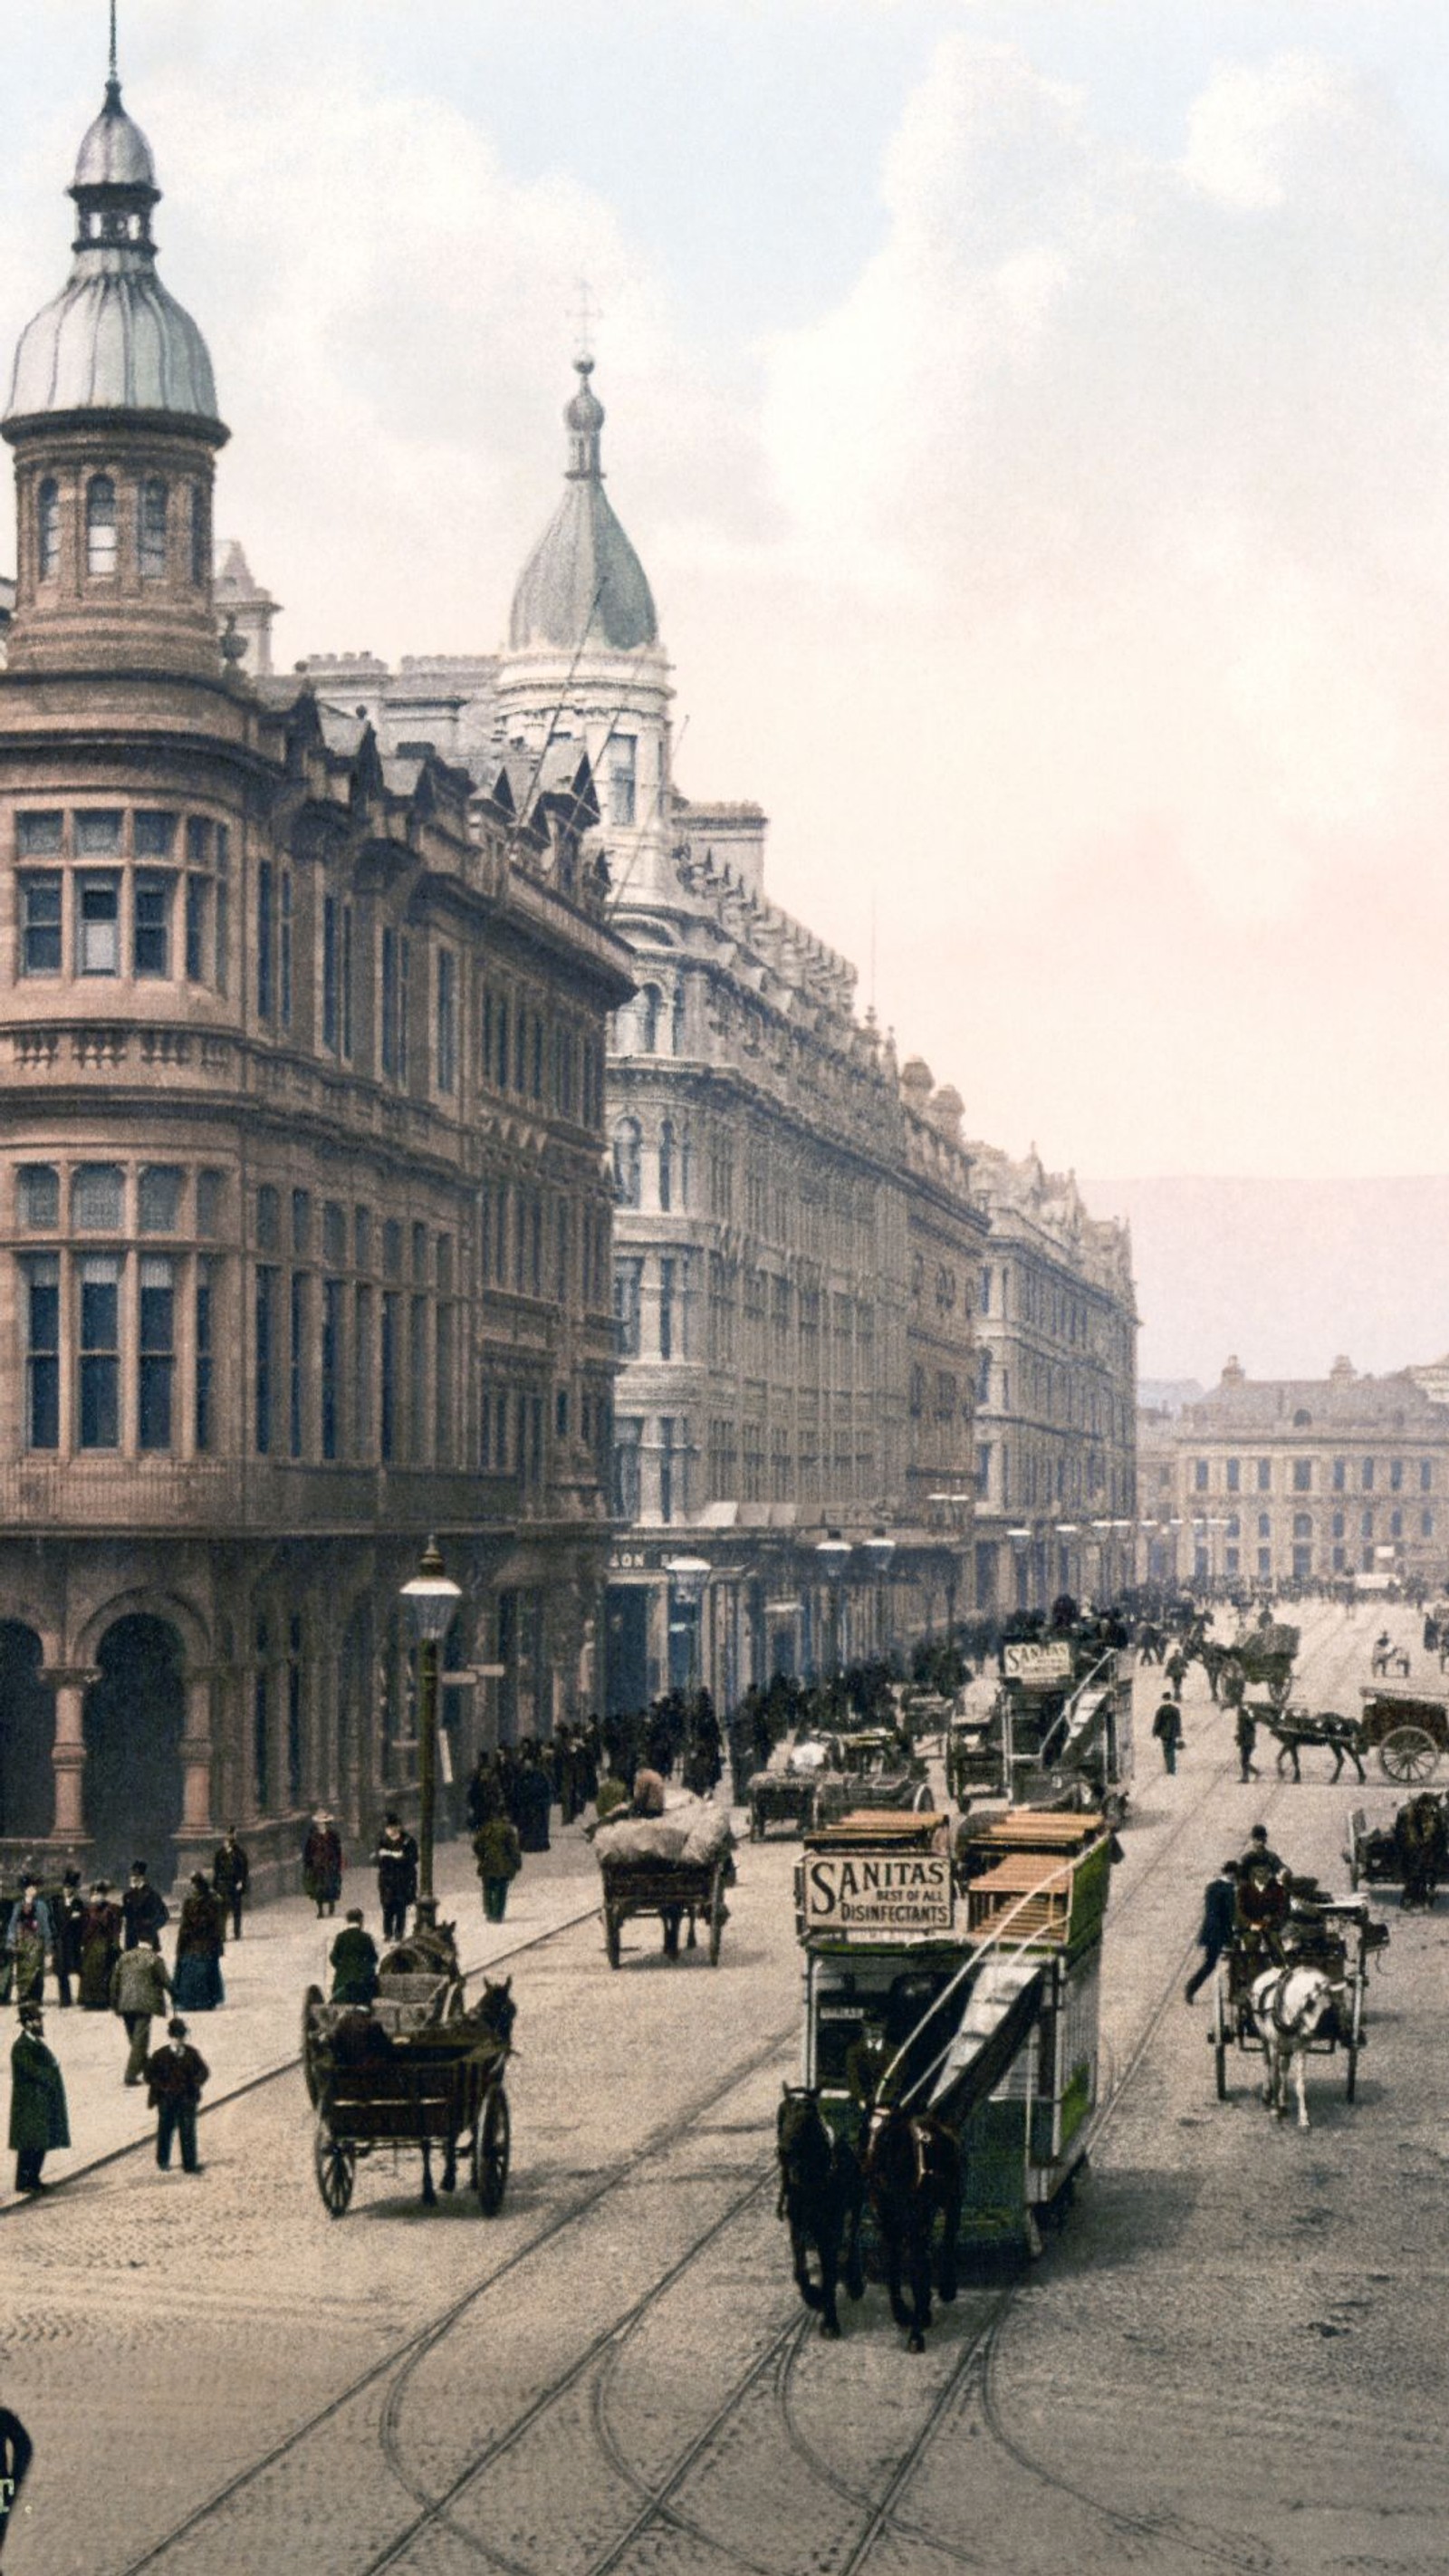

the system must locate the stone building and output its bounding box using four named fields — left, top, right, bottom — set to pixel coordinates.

left=1172, top=1358, right=1449, bottom=1589
left=483, top=368, right=990, bottom=1707
left=968, top=1149, right=1137, bottom=1613
left=300, top=355, right=1141, bottom=1687
left=0, top=72, right=631, bottom=1889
